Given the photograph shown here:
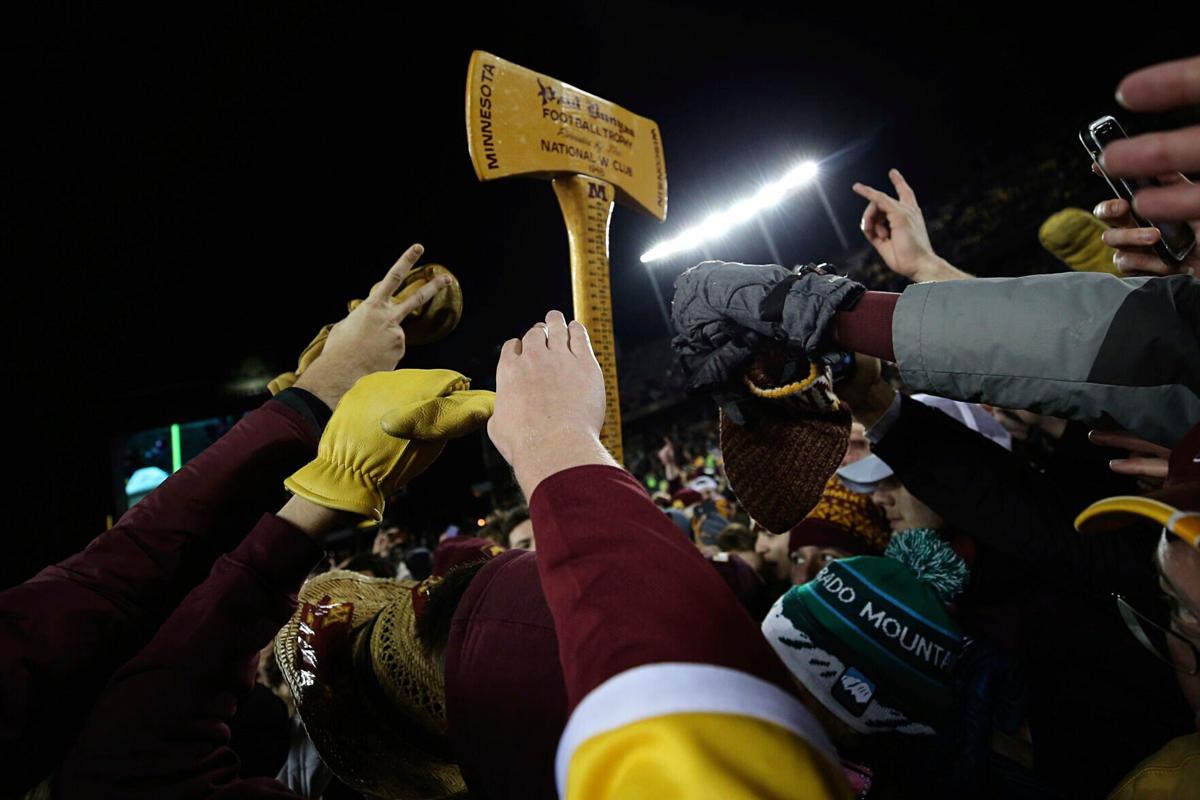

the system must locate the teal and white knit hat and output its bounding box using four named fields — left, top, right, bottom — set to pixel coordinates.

left=762, top=528, right=968, bottom=735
